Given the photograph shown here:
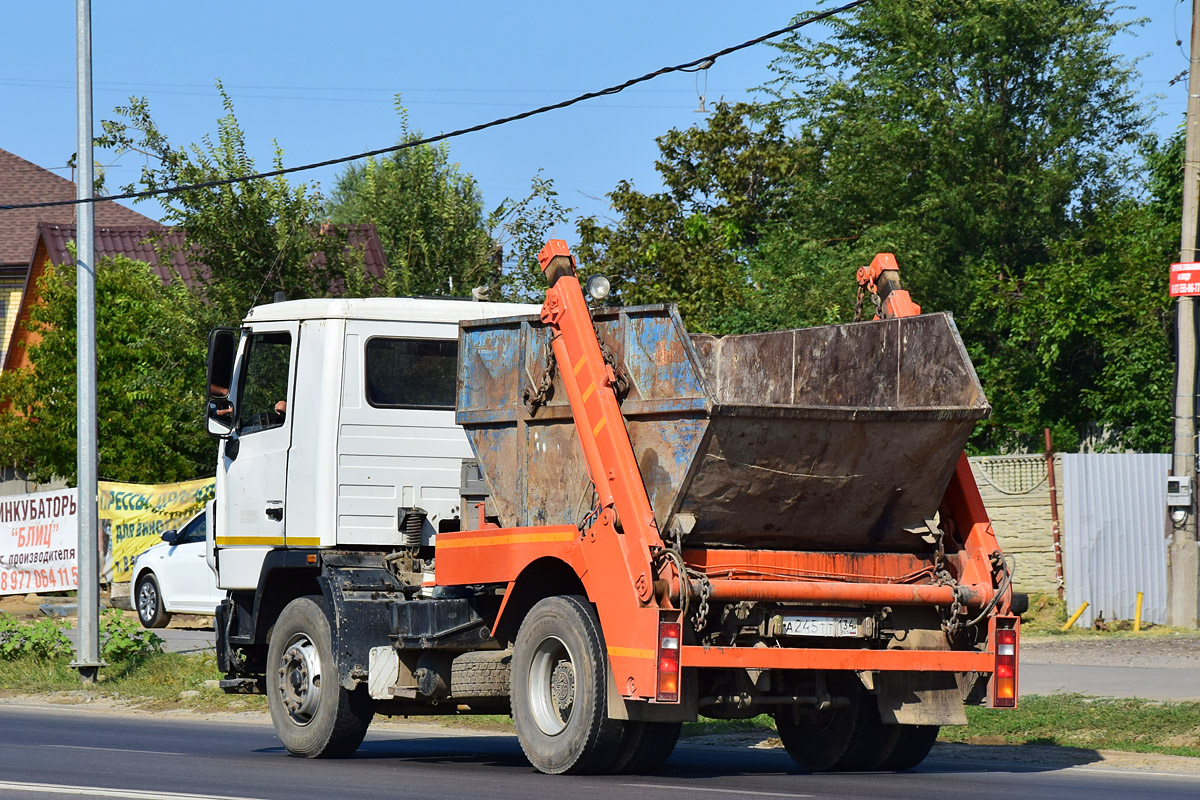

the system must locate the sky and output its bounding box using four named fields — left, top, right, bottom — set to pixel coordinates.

left=0, top=1, right=1192, bottom=240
